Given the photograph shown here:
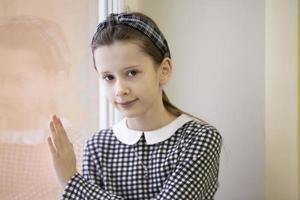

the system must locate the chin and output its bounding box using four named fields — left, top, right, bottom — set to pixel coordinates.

left=118, top=110, right=141, bottom=119
left=119, top=112, right=136, bottom=118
